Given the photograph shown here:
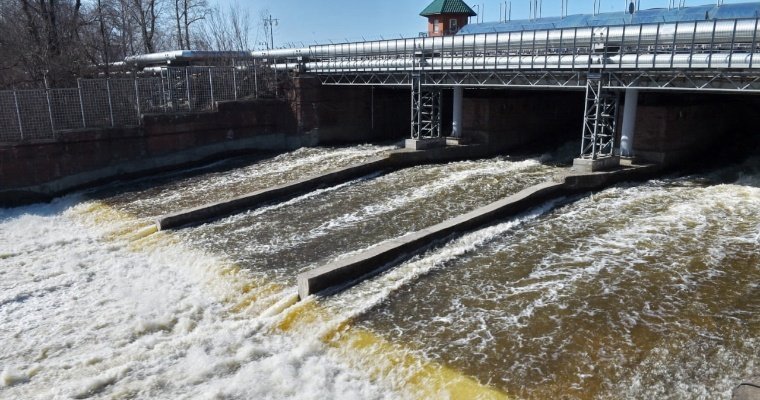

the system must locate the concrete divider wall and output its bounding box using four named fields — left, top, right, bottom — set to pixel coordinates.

left=297, top=164, right=663, bottom=300
left=155, top=144, right=500, bottom=230
left=156, top=157, right=389, bottom=230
